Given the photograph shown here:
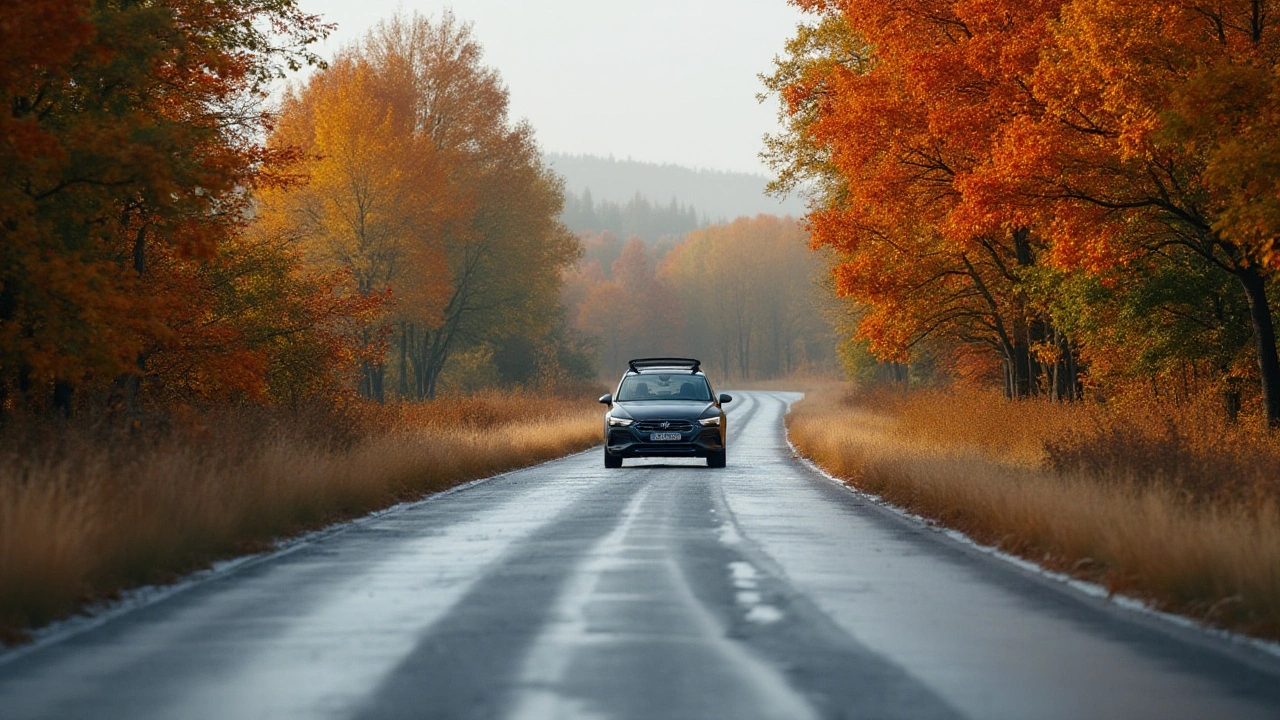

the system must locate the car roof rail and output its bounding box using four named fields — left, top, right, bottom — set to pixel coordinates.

left=628, top=357, right=702, bottom=374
